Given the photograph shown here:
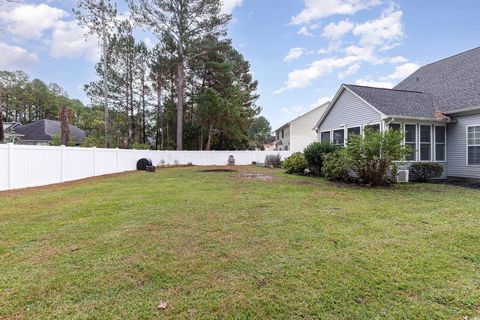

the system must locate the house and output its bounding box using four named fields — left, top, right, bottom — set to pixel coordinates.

left=13, top=119, right=87, bottom=146
left=3, top=122, right=21, bottom=132
left=315, top=47, right=480, bottom=179
left=275, top=102, right=329, bottom=152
